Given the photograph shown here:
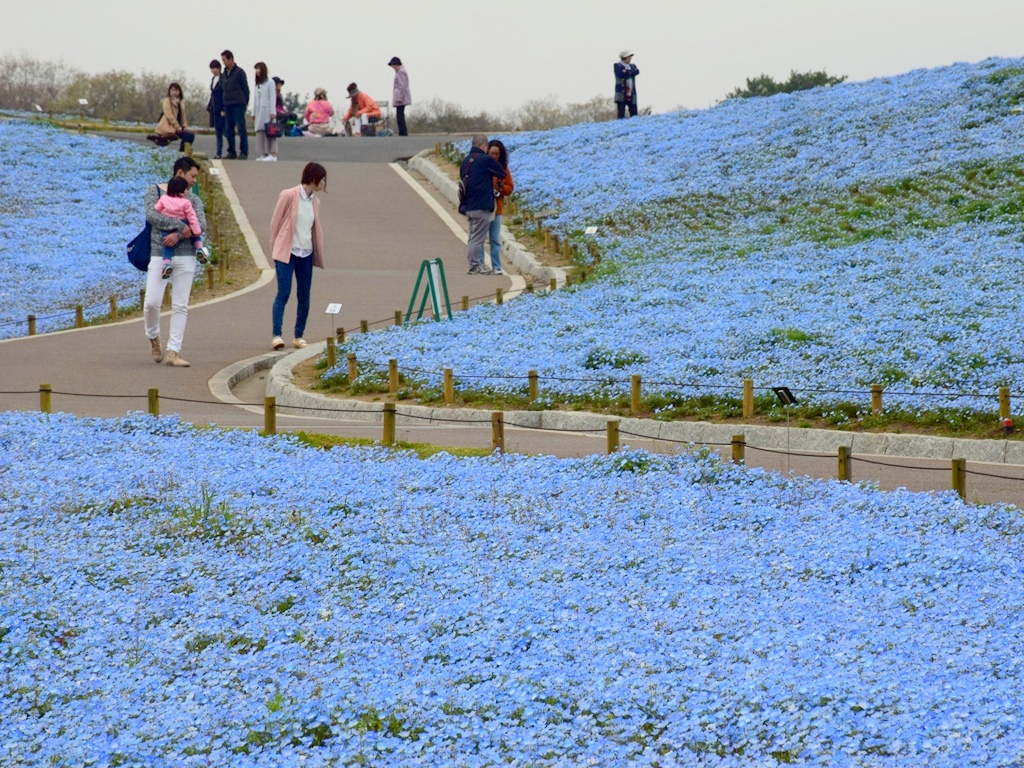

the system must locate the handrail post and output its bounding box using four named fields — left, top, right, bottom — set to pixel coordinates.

left=630, top=374, right=642, bottom=415
left=491, top=412, right=505, bottom=453
left=389, top=358, right=399, bottom=394
left=40, top=384, right=52, bottom=414
left=264, top=396, right=276, bottom=435
left=383, top=403, right=396, bottom=445
left=731, top=434, right=745, bottom=464
left=607, top=419, right=620, bottom=453
left=838, top=445, right=851, bottom=482
left=743, top=378, right=754, bottom=419
left=952, top=458, right=966, bottom=501
left=871, top=384, right=883, bottom=416
left=528, top=370, right=538, bottom=403
left=148, top=388, right=159, bottom=417
left=347, top=353, right=358, bottom=384
left=326, top=337, right=337, bottom=369
left=443, top=368, right=454, bottom=404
